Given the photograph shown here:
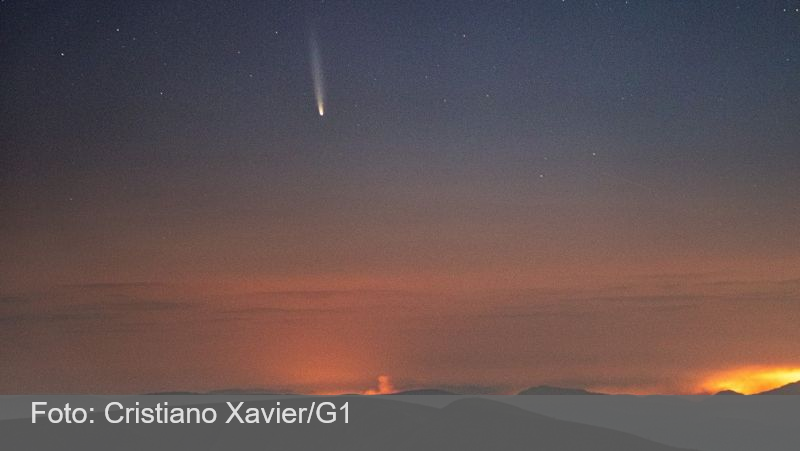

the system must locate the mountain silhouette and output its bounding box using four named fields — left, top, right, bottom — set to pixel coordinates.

left=714, top=390, right=743, bottom=396
left=757, top=381, right=800, bottom=395
left=143, top=391, right=200, bottom=395
left=518, top=385, right=604, bottom=395
left=207, top=388, right=295, bottom=395
left=391, top=389, right=457, bottom=395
